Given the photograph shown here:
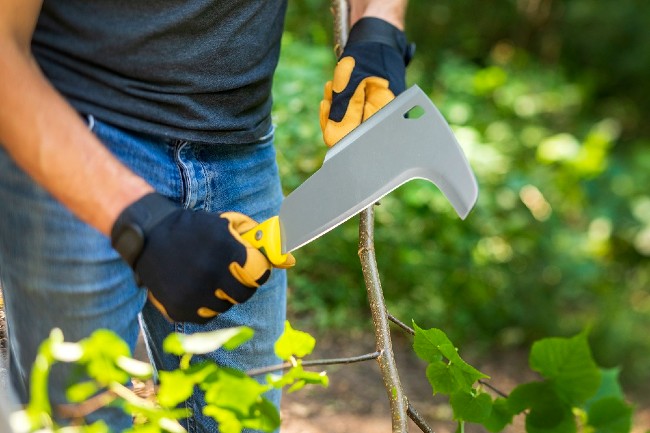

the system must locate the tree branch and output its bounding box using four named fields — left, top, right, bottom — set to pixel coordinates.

left=246, top=351, right=382, bottom=377
left=359, top=207, right=409, bottom=432
left=407, top=402, right=435, bottom=433
left=387, top=311, right=415, bottom=336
